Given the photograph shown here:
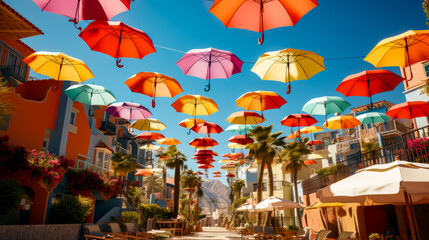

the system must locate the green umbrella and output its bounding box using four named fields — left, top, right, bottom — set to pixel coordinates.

left=356, top=112, right=390, bottom=124
left=302, top=96, right=350, bottom=123
left=65, top=84, right=117, bottom=106
left=225, top=124, right=254, bottom=133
